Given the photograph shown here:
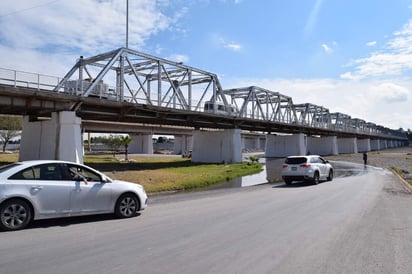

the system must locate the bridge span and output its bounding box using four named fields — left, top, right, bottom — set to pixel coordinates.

left=0, top=47, right=408, bottom=163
